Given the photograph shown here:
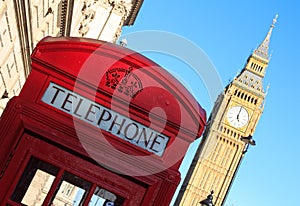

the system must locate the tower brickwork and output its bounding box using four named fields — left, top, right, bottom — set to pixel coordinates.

left=175, top=15, right=277, bottom=206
